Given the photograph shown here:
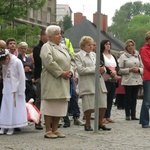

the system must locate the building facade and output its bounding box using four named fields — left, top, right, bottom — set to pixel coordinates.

left=15, top=0, right=56, bottom=28
left=56, top=4, right=72, bottom=22
left=1, top=0, right=56, bottom=29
